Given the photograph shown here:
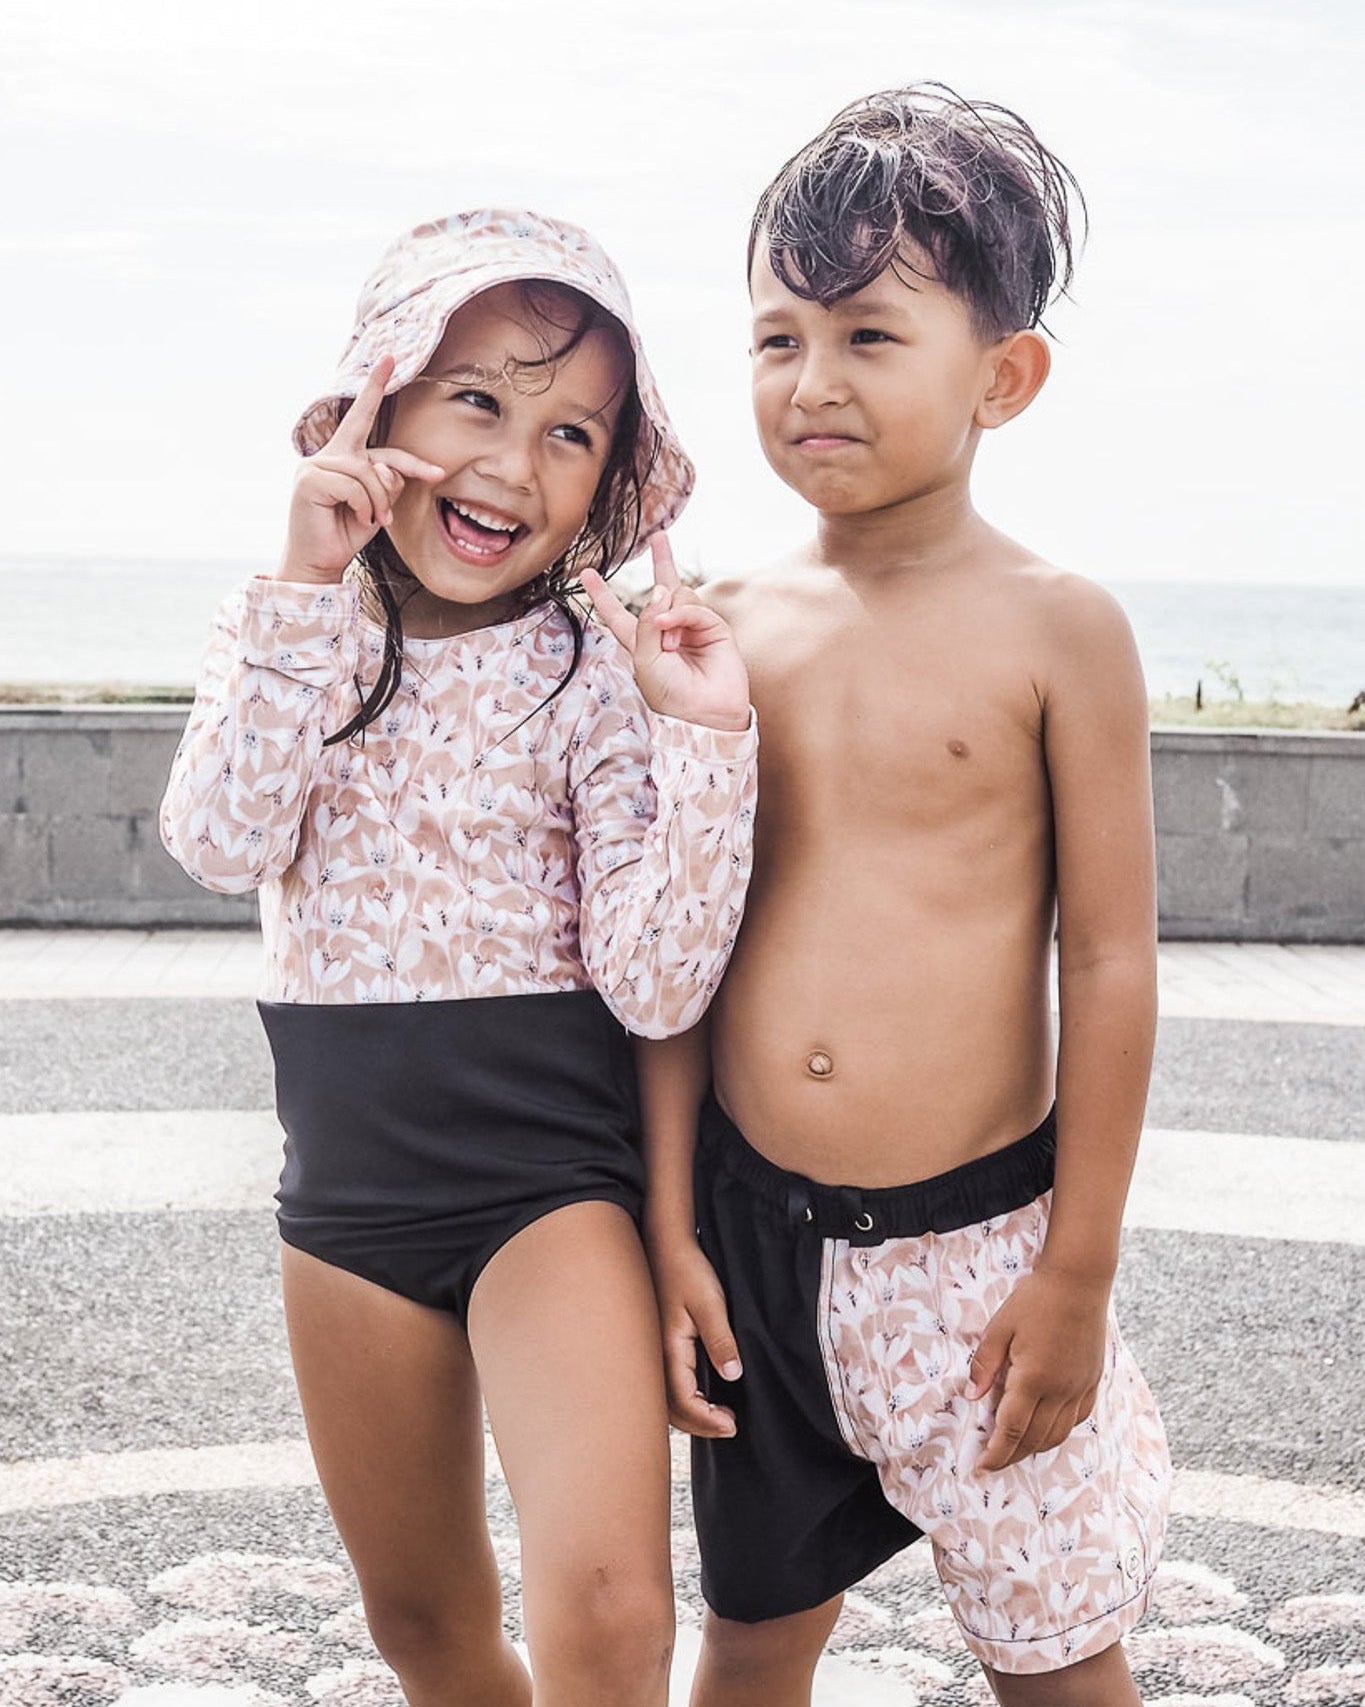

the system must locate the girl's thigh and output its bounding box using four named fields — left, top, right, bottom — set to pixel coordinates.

left=466, top=1201, right=673, bottom=1616
left=280, top=1243, right=499, bottom=1624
